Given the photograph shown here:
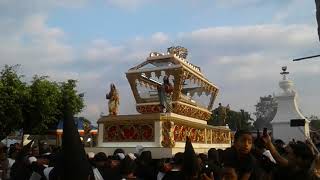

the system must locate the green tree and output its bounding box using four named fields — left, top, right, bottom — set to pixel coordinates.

left=309, top=115, right=320, bottom=130
left=25, top=79, right=84, bottom=135
left=0, top=65, right=85, bottom=138
left=59, top=79, right=84, bottom=116
left=23, top=75, right=62, bottom=135
left=226, top=109, right=253, bottom=131
left=253, top=95, right=277, bottom=130
left=0, top=65, right=27, bottom=139
left=209, top=106, right=253, bottom=131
